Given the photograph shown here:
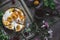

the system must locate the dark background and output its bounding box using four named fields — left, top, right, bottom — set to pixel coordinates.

left=0, top=0, right=60, bottom=40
